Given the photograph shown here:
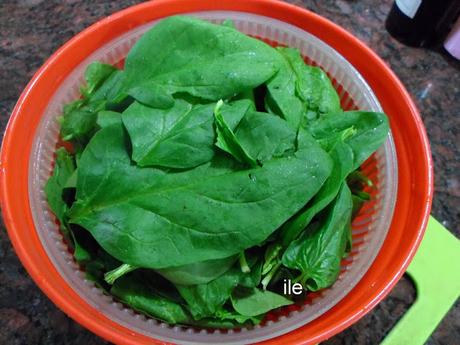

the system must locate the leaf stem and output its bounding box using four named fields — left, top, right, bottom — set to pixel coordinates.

left=239, top=252, right=251, bottom=273
left=261, top=262, right=281, bottom=290
left=104, top=263, right=137, bottom=285
left=262, top=244, right=282, bottom=275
